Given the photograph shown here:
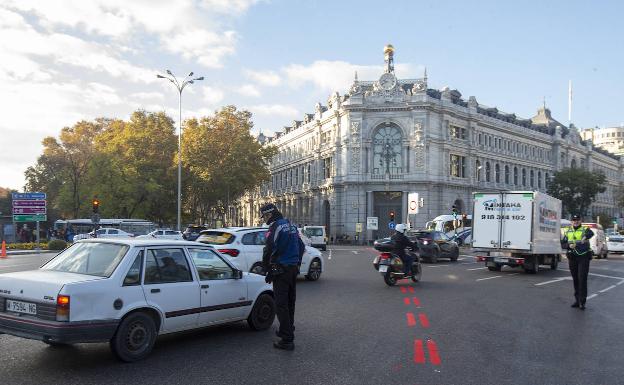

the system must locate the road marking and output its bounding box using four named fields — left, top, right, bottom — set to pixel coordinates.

left=558, top=268, right=624, bottom=280
left=406, top=312, right=416, bottom=327
left=400, top=287, right=407, bottom=294
left=412, top=297, right=421, bottom=307
left=428, top=264, right=450, bottom=268
left=460, top=262, right=478, bottom=265
left=587, top=294, right=598, bottom=300
left=408, top=287, right=415, bottom=293
left=427, top=340, right=441, bottom=366
left=476, top=275, right=503, bottom=281
left=413, top=339, right=425, bottom=364
left=351, top=251, right=359, bottom=254
left=460, top=255, right=477, bottom=259
left=419, top=313, right=430, bottom=328
left=328, top=249, right=332, bottom=260
left=535, top=277, right=571, bottom=286
left=468, top=267, right=487, bottom=271
left=617, top=280, right=624, bottom=286
left=599, top=285, right=617, bottom=293
left=403, top=297, right=411, bottom=305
